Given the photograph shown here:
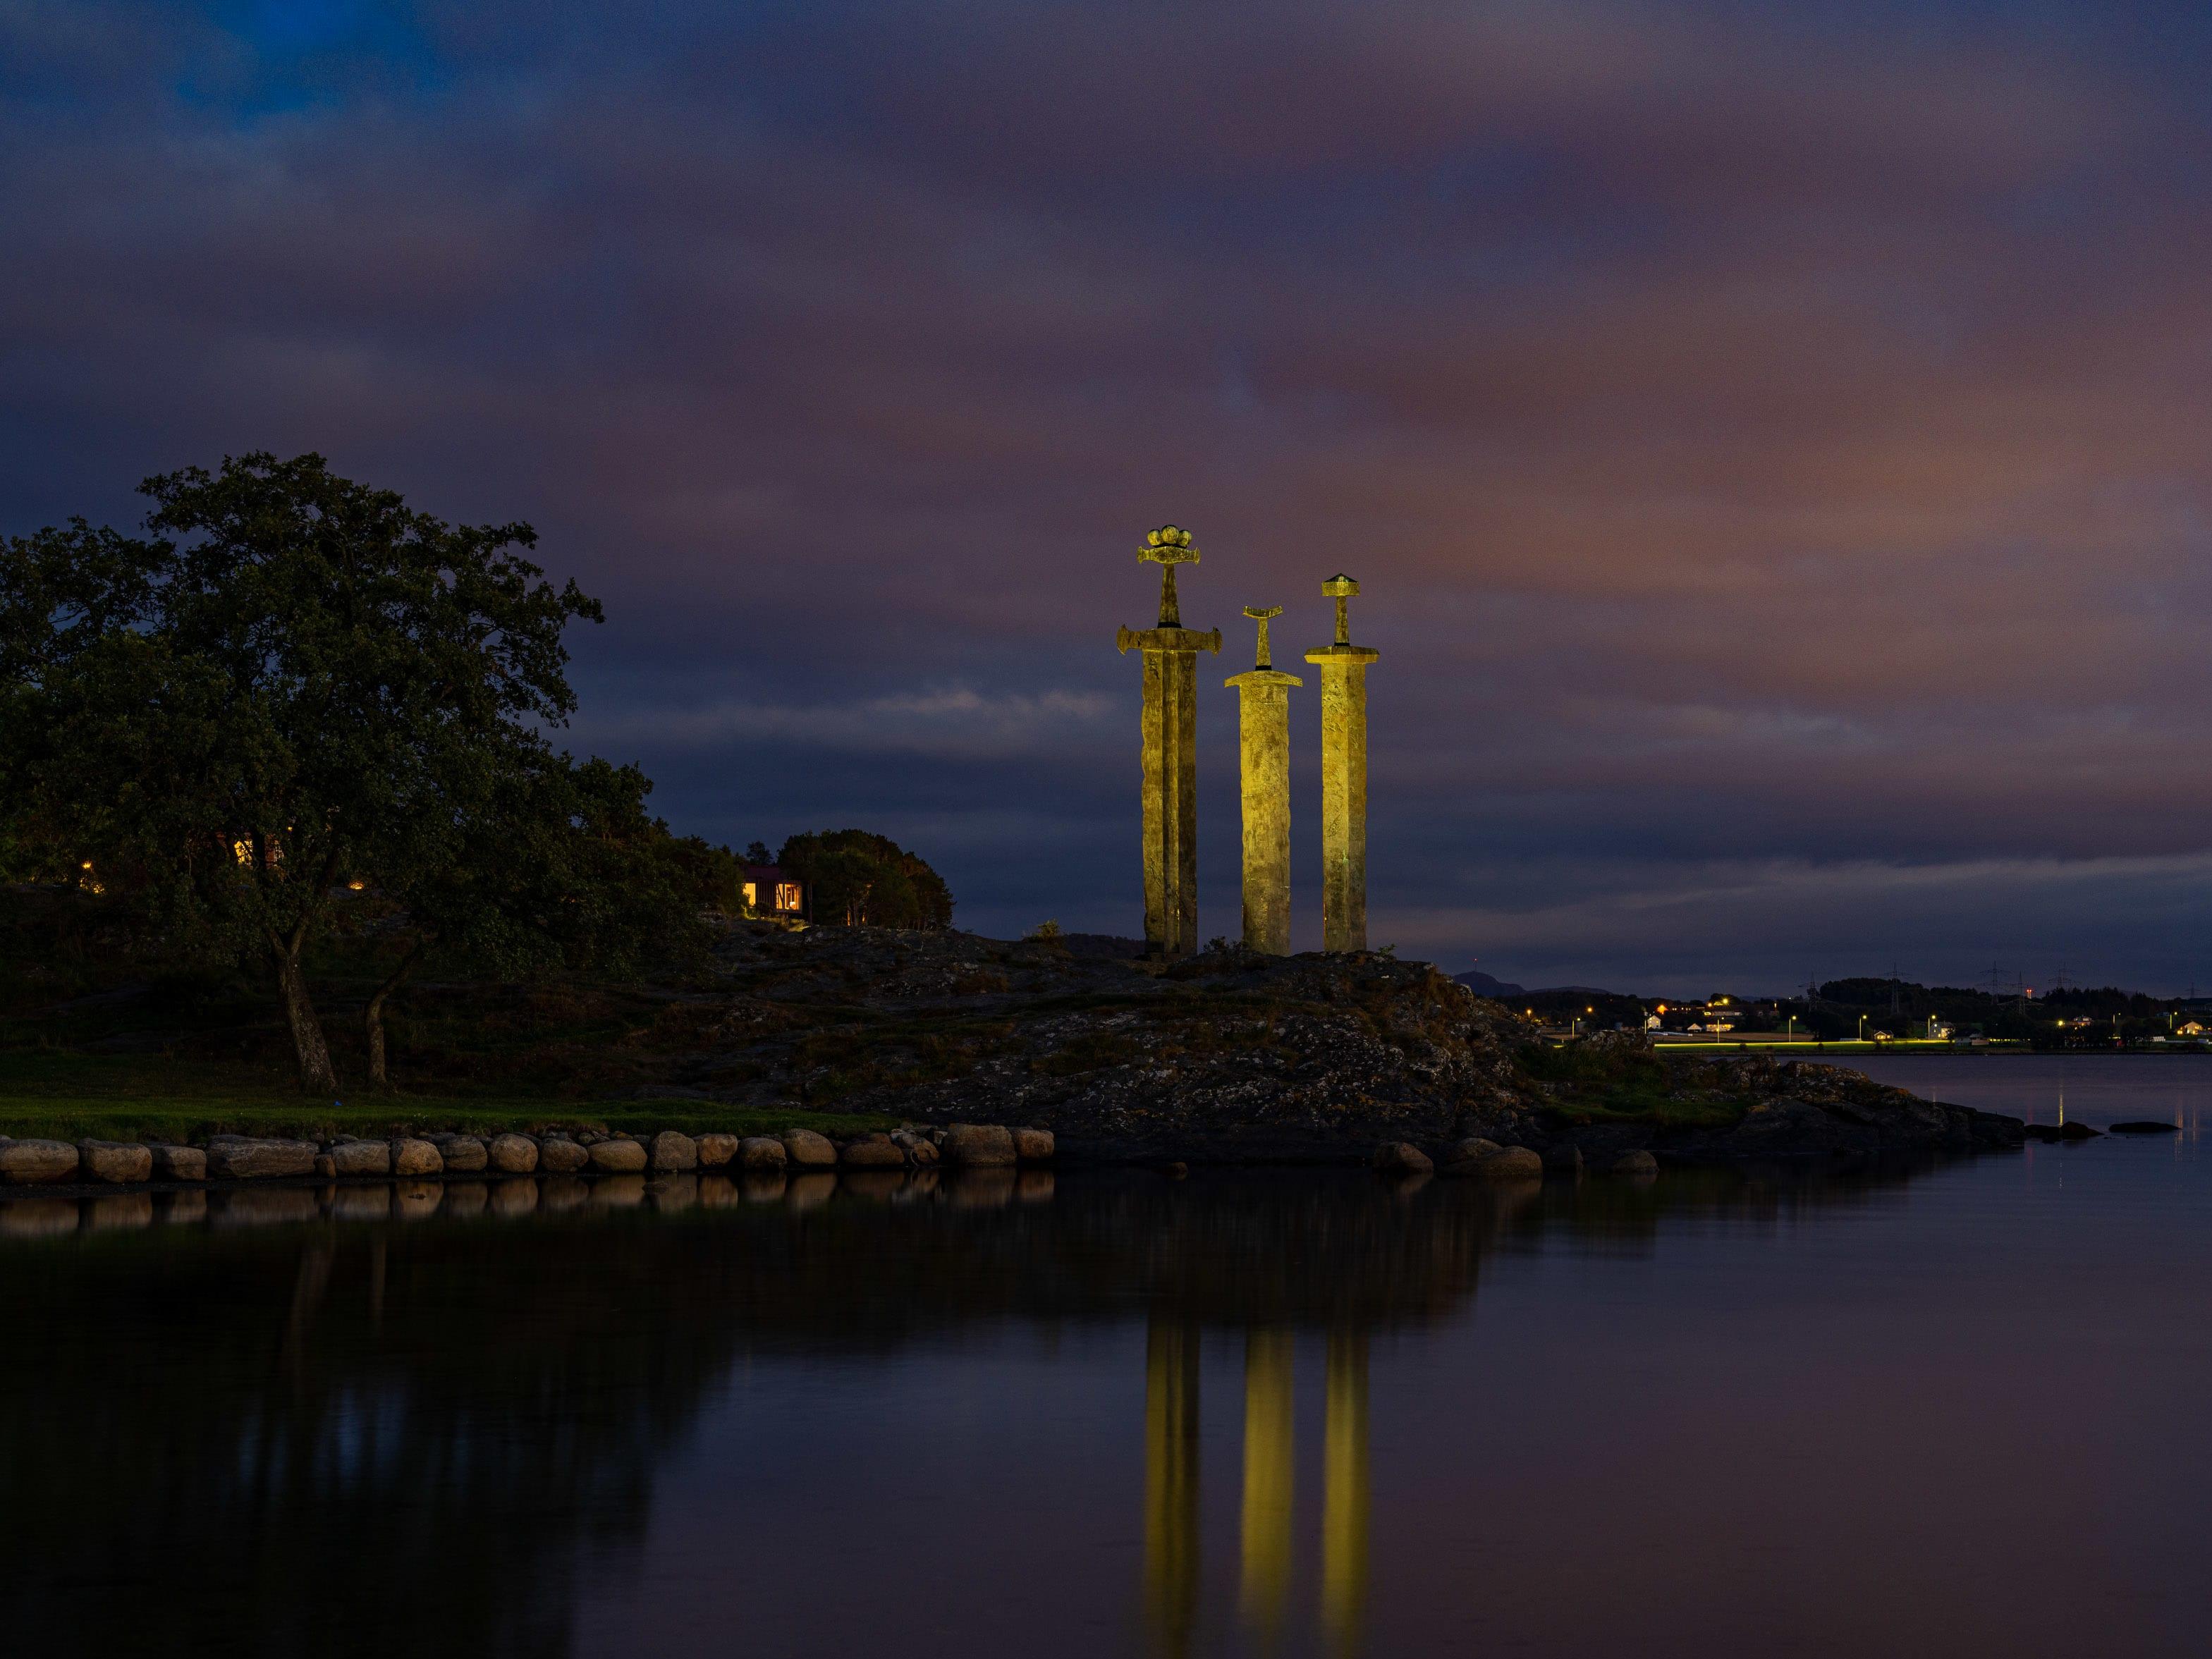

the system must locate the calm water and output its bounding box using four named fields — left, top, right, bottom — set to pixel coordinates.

left=10, top=1055, right=2212, bottom=1657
